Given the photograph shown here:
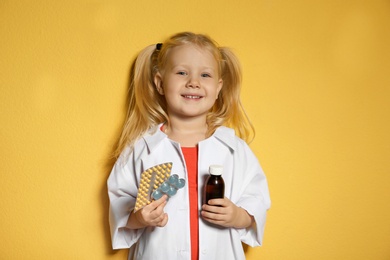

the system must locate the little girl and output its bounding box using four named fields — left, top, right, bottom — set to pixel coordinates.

left=108, top=32, right=271, bottom=260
